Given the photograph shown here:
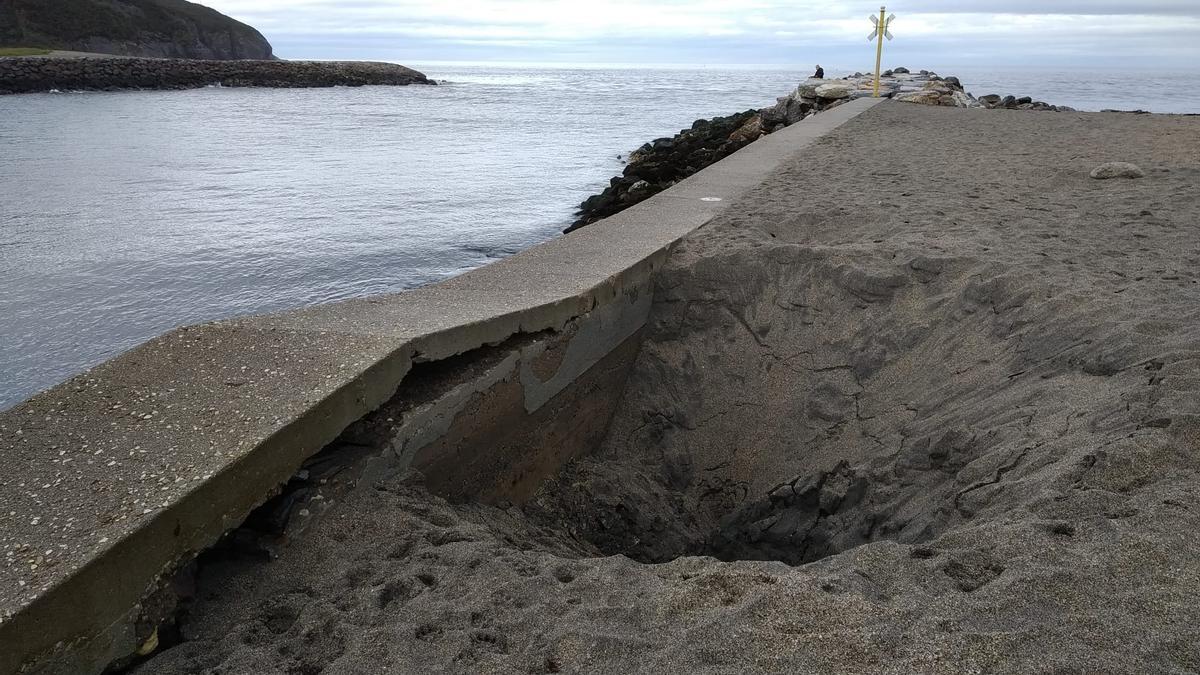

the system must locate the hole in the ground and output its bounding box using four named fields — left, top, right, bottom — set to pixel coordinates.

left=518, top=454, right=903, bottom=567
